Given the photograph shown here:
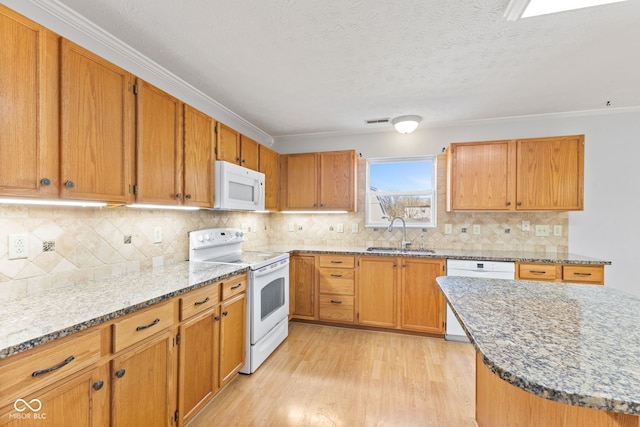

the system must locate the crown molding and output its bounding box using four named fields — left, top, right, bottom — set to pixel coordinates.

left=2, top=0, right=273, bottom=146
